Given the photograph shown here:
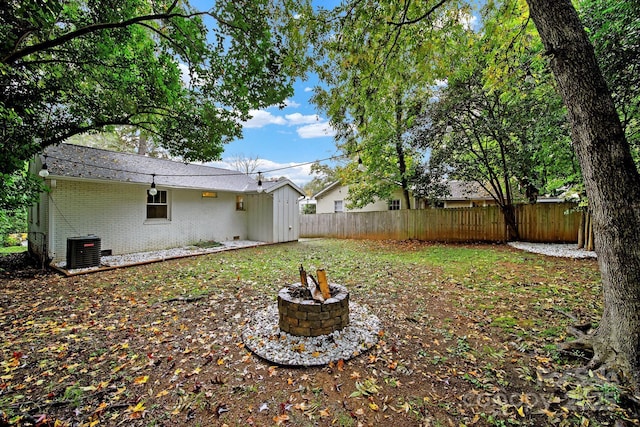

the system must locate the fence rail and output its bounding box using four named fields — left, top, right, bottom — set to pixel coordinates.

left=300, top=203, right=579, bottom=243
